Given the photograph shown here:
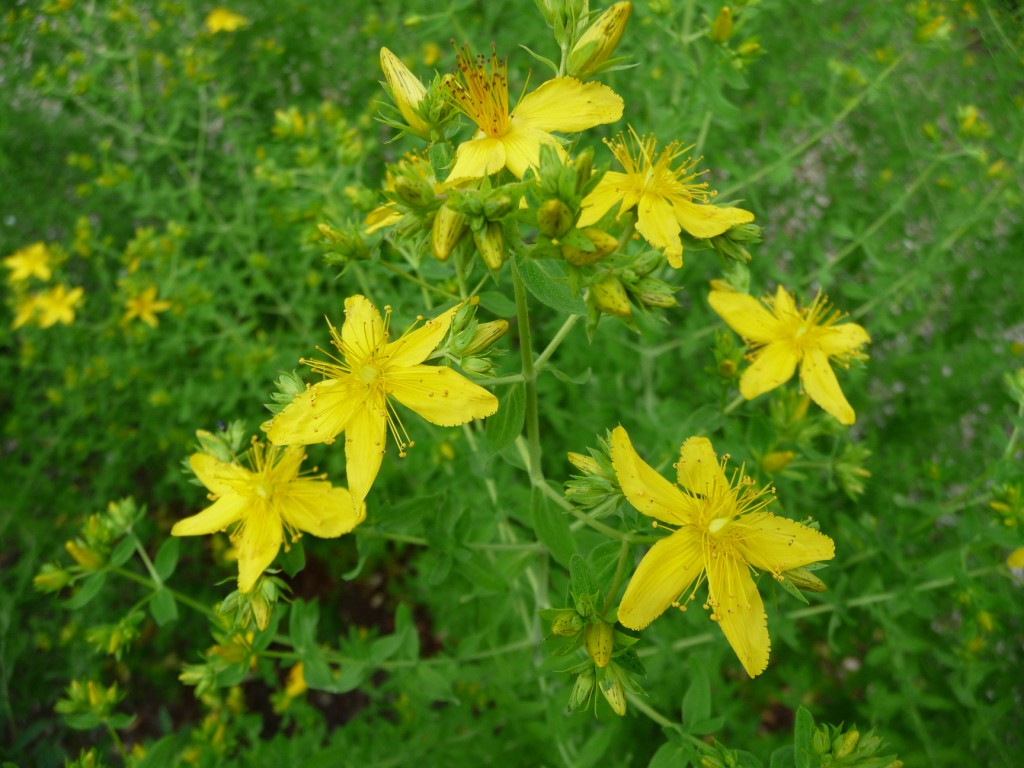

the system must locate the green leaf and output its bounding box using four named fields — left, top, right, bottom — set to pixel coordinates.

left=769, top=746, right=797, bottom=768
left=531, top=486, right=577, bottom=568
left=513, top=254, right=586, bottom=315
left=415, top=663, right=459, bottom=704
left=64, top=713, right=102, bottom=730
left=647, top=742, right=688, bottom=768
left=149, top=588, right=178, bottom=626
left=485, top=383, right=525, bottom=454
left=154, top=537, right=180, bottom=582
left=64, top=572, right=107, bottom=610
left=682, top=666, right=711, bottom=727
left=688, top=716, right=725, bottom=736
left=289, top=598, right=319, bottom=655
left=279, top=538, right=306, bottom=578
left=793, top=706, right=817, bottom=768
left=109, top=537, right=136, bottom=568
left=478, top=290, right=516, bottom=317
